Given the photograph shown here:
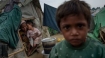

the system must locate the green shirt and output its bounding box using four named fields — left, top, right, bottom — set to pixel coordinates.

left=49, top=38, right=105, bottom=58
